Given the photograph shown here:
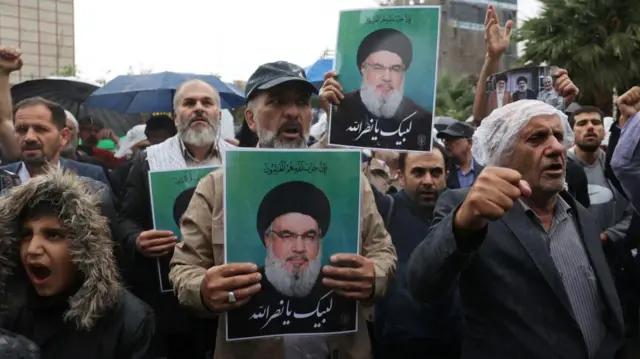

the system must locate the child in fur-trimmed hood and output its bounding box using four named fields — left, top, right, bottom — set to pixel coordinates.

left=0, top=168, right=155, bottom=359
